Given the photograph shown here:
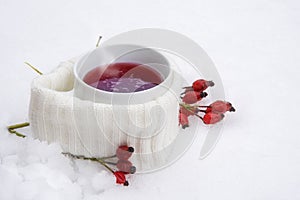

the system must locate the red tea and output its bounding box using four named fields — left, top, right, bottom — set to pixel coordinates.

left=83, top=62, right=163, bottom=93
